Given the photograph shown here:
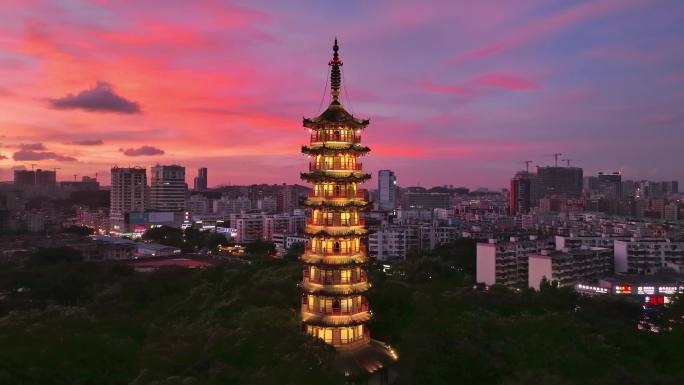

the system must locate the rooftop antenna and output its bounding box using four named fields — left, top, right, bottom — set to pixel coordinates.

left=521, top=160, right=533, bottom=172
